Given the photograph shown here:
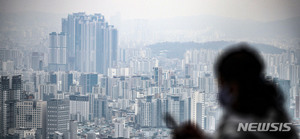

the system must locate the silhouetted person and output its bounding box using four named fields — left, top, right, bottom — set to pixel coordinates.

left=167, top=43, right=299, bottom=139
